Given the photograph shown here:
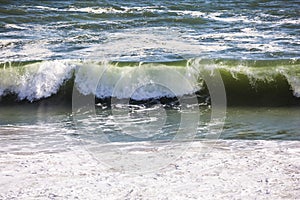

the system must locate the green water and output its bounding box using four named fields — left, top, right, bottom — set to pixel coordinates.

left=0, top=105, right=299, bottom=152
